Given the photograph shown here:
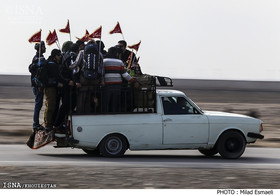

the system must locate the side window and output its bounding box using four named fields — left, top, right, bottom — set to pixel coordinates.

left=162, top=96, right=197, bottom=115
